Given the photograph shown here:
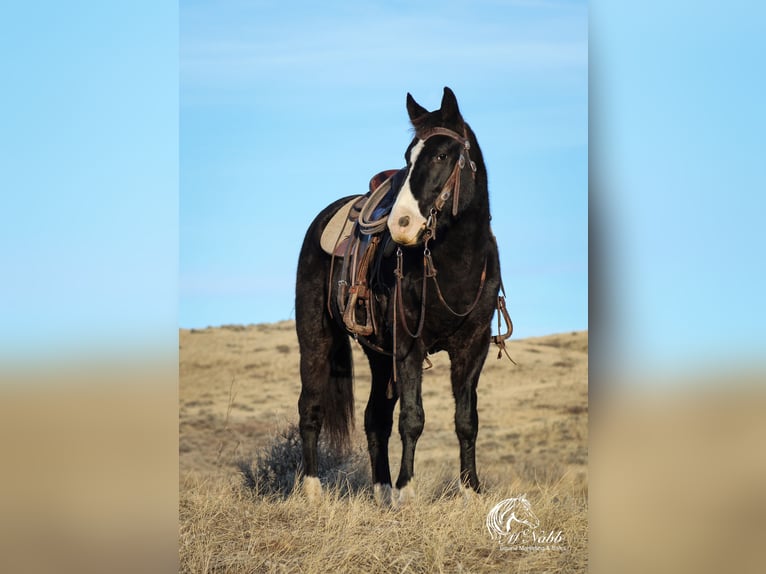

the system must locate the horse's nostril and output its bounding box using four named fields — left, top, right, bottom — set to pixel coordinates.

left=398, top=216, right=410, bottom=228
